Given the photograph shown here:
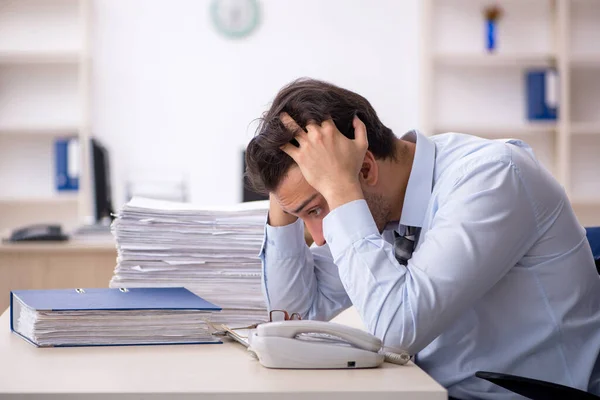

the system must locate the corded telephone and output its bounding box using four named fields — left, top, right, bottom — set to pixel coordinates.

left=248, top=320, right=410, bottom=369
left=6, top=224, right=68, bottom=242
